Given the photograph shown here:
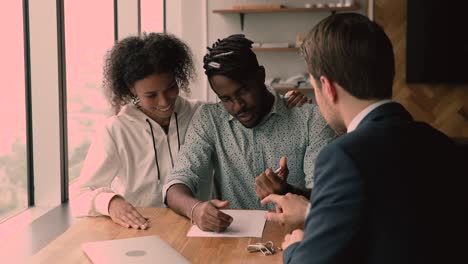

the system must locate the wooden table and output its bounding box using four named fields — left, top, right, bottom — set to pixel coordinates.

left=27, top=208, right=286, bottom=263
